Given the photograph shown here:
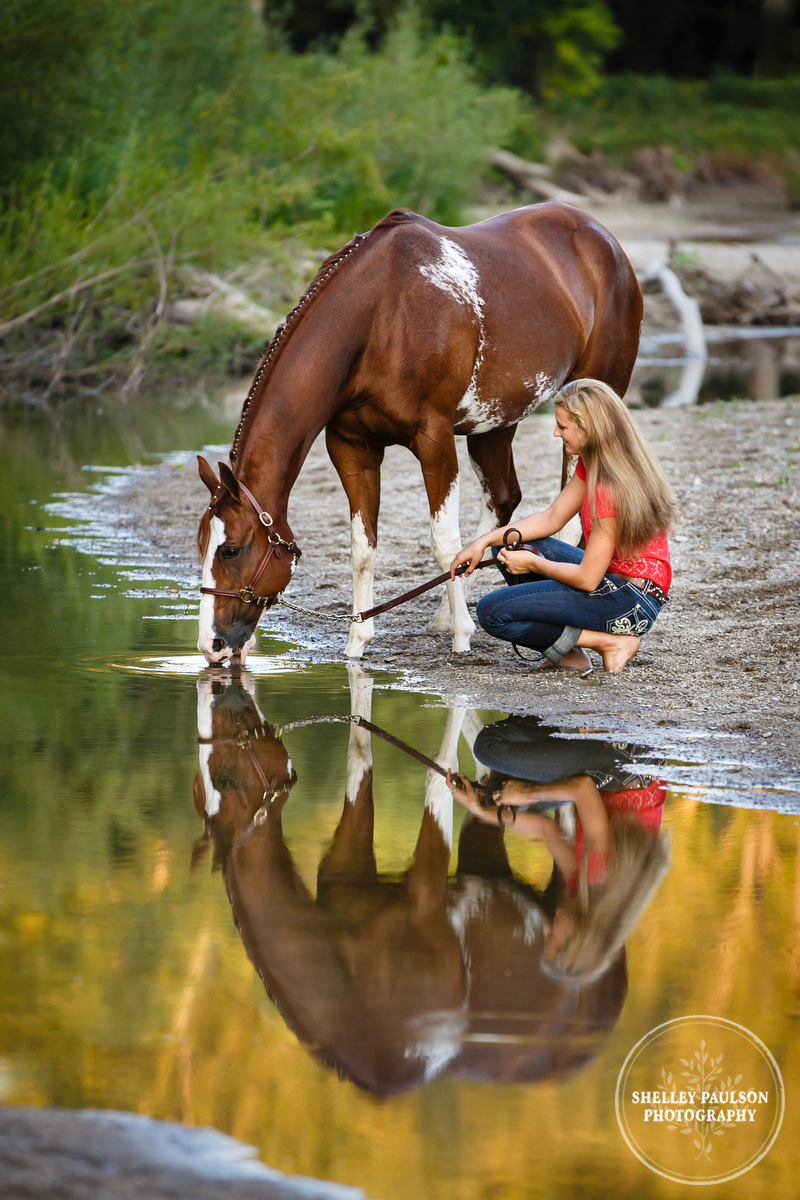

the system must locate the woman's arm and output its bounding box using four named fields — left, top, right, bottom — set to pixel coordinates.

left=497, top=517, right=617, bottom=592
left=450, top=471, right=586, bottom=578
